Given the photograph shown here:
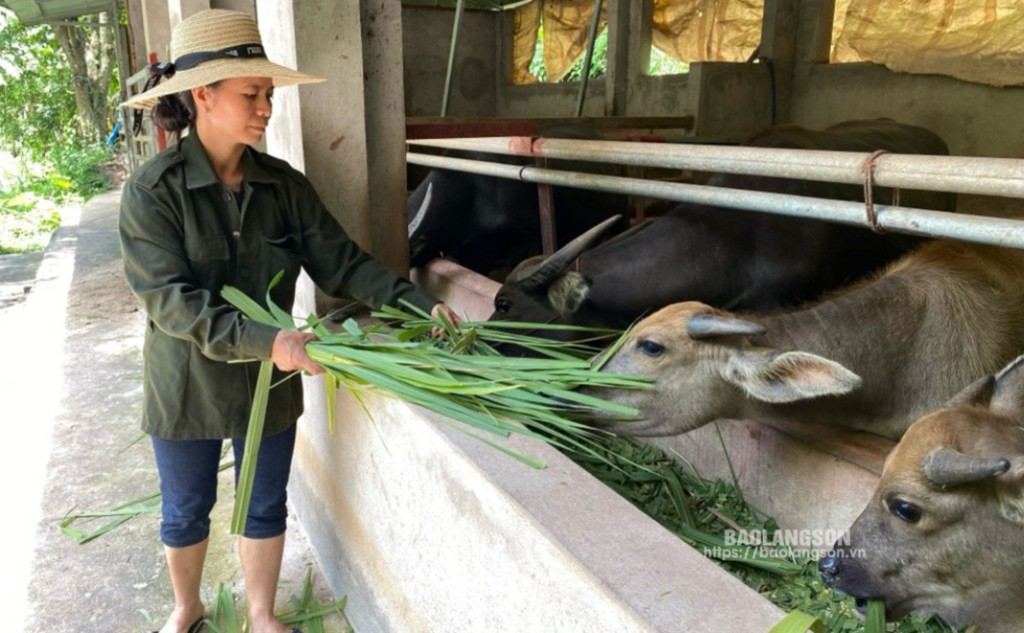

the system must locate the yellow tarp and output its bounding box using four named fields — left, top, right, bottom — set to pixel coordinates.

left=511, top=0, right=759, bottom=84
left=650, top=0, right=763, bottom=65
left=833, top=0, right=1024, bottom=87
left=512, top=0, right=1024, bottom=88
left=512, top=0, right=607, bottom=83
